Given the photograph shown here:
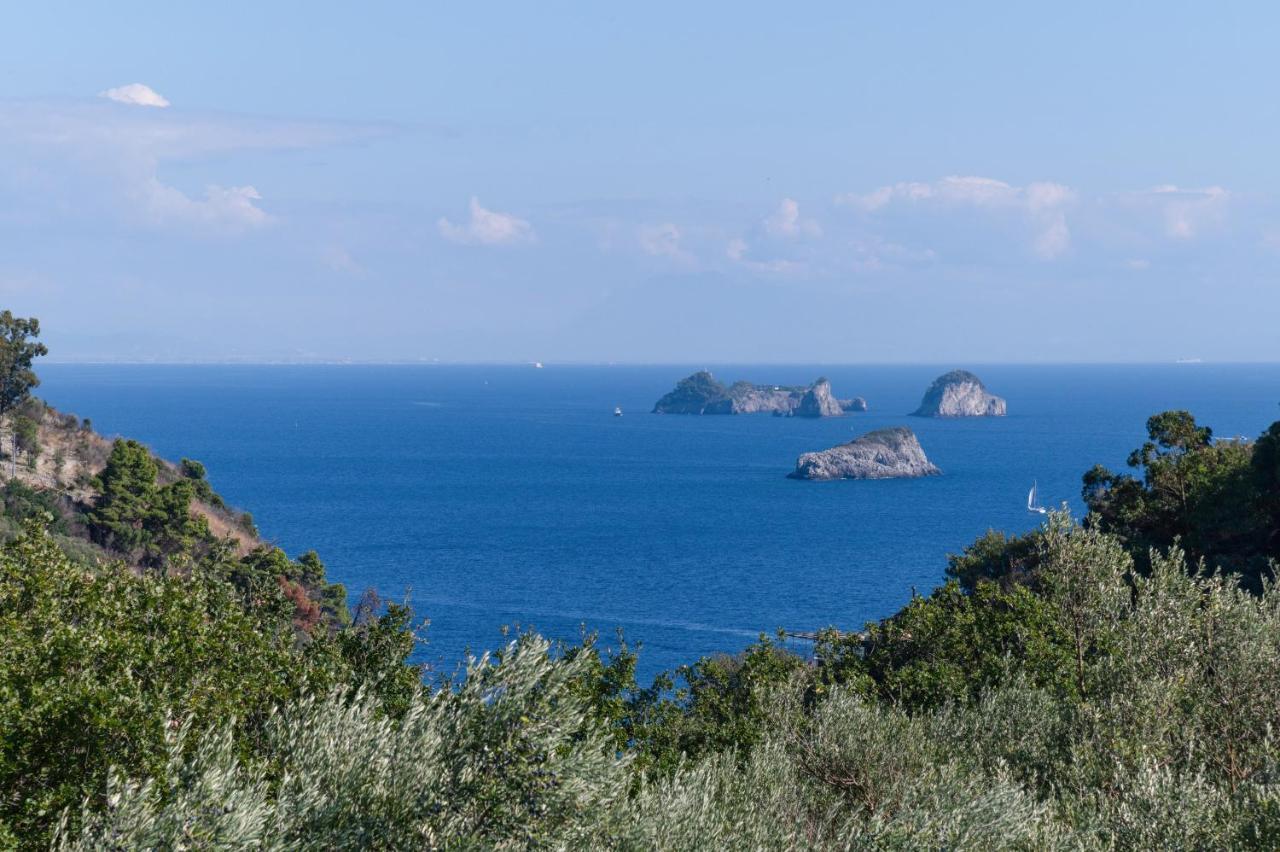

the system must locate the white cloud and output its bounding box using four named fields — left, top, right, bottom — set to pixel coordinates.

left=1026, top=182, right=1075, bottom=212
left=0, top=100, right=389, bottom=170
left=638, top=222, right=692, bottom=262
left=0, top=97, right=389, bottom=235
left=99, top=83, right=170, bottom=108
left=1033, top=213, right=1071, bottom=259
left=840, top=176, right=1074, bottom=213
left=839, top=175, right=1076, bottom=259
left=141, top=180, right=271, bottom=231
left=438, top=197, right=535, bottom=246
left=724, top=237, right=805, bottom=276
left=1124, top=258, right=1151, bottom=270
left=1151, top=185, right=1229, bottom=240
left=763, top=198, right=821, bottom=238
